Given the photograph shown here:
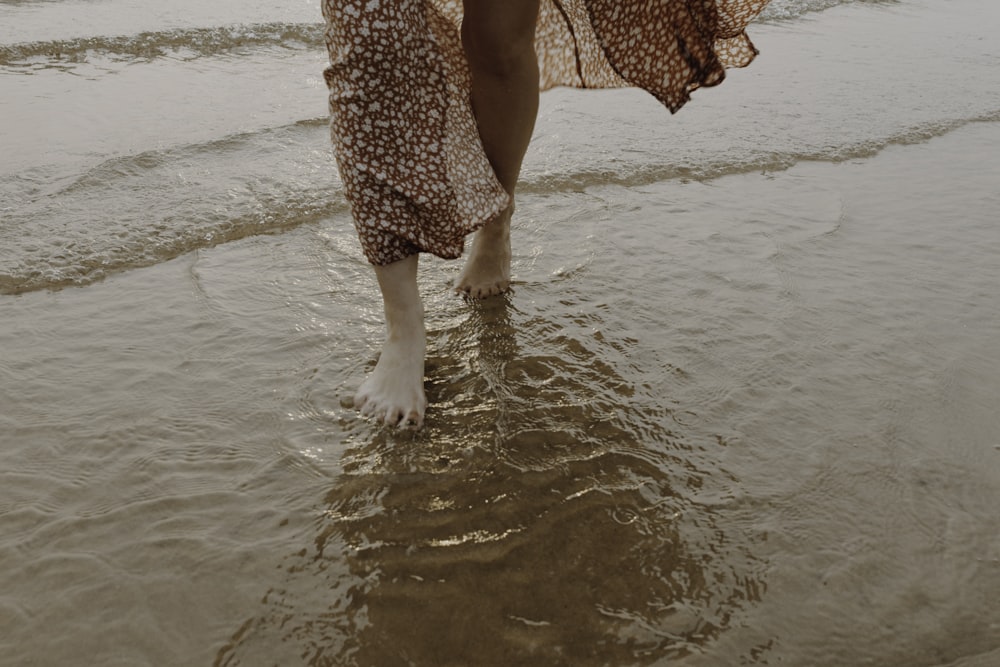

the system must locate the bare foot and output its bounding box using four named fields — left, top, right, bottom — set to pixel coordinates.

left=354, top=332, right=427, bottom=429
left=454, top=207, right=512, bottom=299
left=355, top=255, right=427, bottom=429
